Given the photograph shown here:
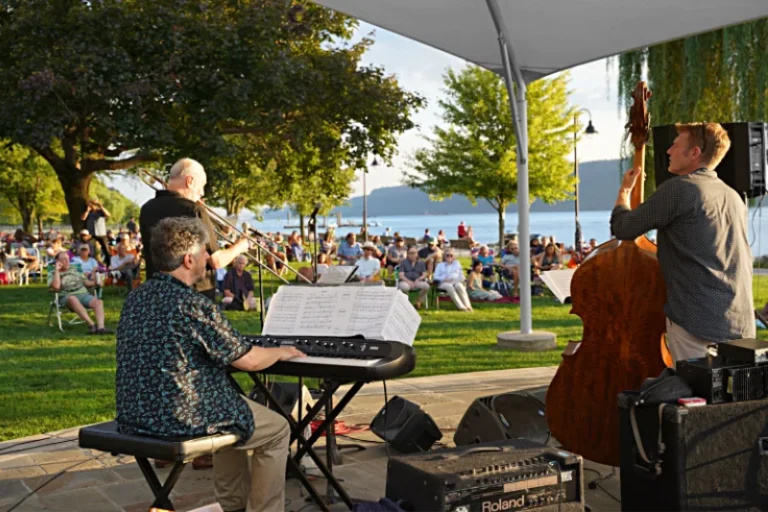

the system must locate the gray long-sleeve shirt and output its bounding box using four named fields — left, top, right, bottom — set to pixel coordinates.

left=610, top=169, right=755, bottom=342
